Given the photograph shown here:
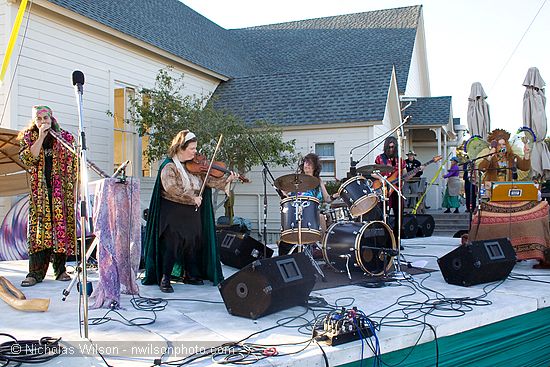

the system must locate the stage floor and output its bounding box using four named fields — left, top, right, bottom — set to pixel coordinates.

left=1, top=236, right=549, bottom=367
